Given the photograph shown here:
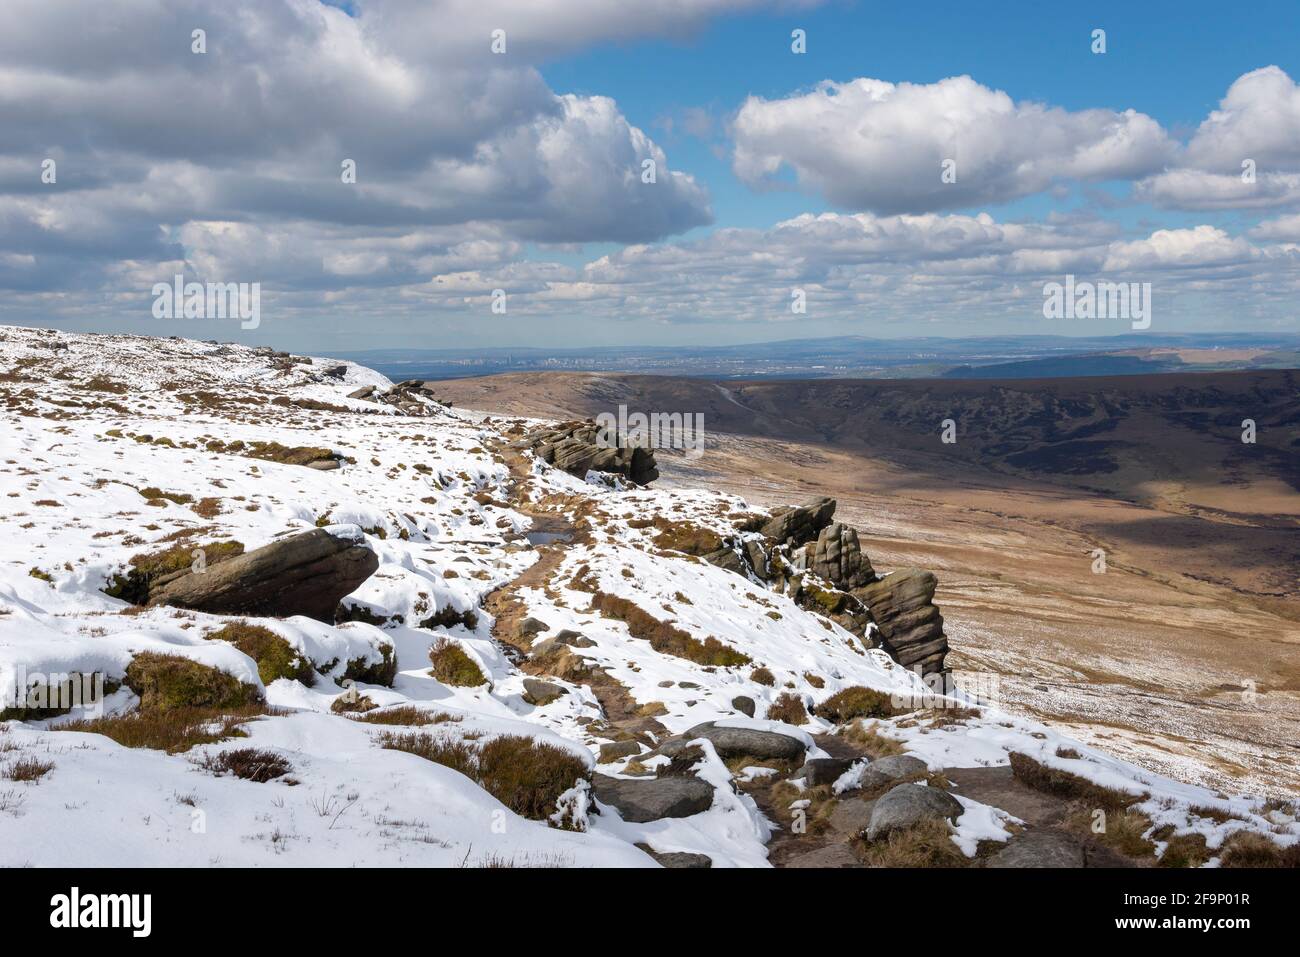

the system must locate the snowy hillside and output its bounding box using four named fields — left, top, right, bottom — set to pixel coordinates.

left=0, top=325, right=1295, bottom=868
